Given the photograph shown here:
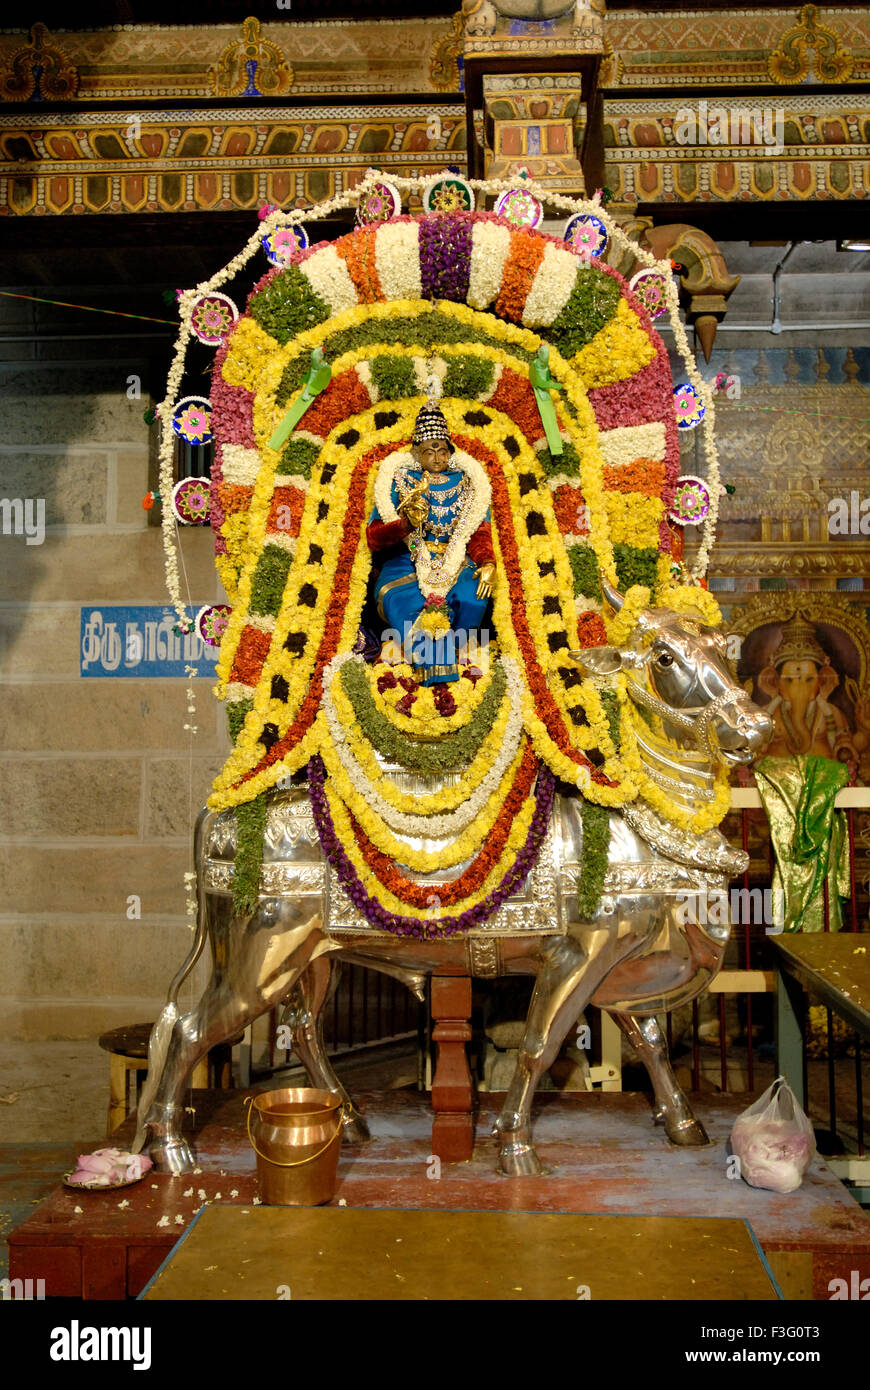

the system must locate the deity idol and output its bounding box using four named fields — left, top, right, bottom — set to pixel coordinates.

left=758, top=613, right=854, bottom=761
left=366, top=403, right=496, bottom=683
